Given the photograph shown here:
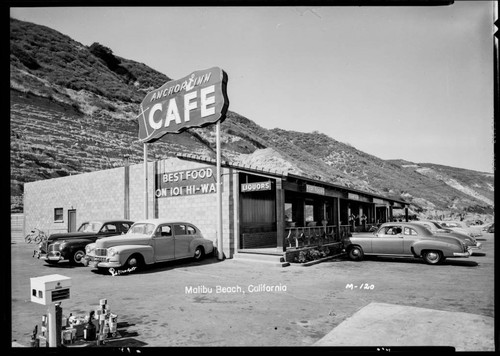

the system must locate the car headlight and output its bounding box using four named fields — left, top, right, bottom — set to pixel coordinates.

left=86, top=244, right=95, bottom=254
left=107, top=247, right=118, bottom=257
